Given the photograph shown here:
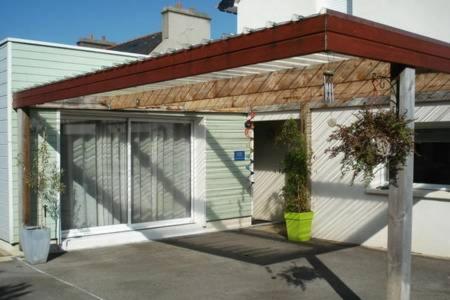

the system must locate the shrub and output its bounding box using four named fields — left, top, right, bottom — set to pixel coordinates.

left=276, top=119, right=311, bottom=213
